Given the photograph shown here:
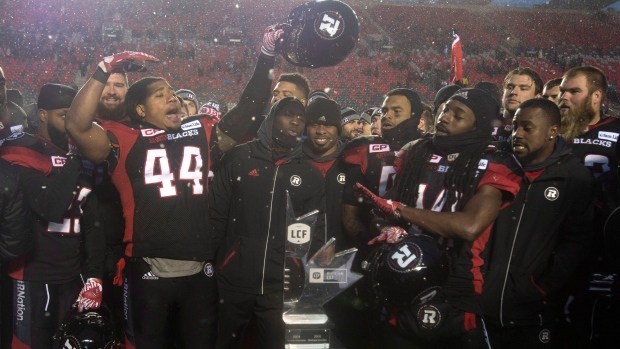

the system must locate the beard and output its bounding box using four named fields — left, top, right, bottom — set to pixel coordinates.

left=96, top=98, right=125, bottom=121
left=560, top=94, right=596, bottom=141
left=48, top=122, right=68, bottom=152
